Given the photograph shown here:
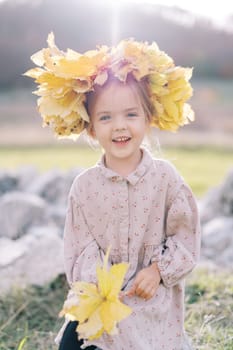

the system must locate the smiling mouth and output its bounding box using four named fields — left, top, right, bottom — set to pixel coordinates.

left=112, top=136, right=131, bottom=143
